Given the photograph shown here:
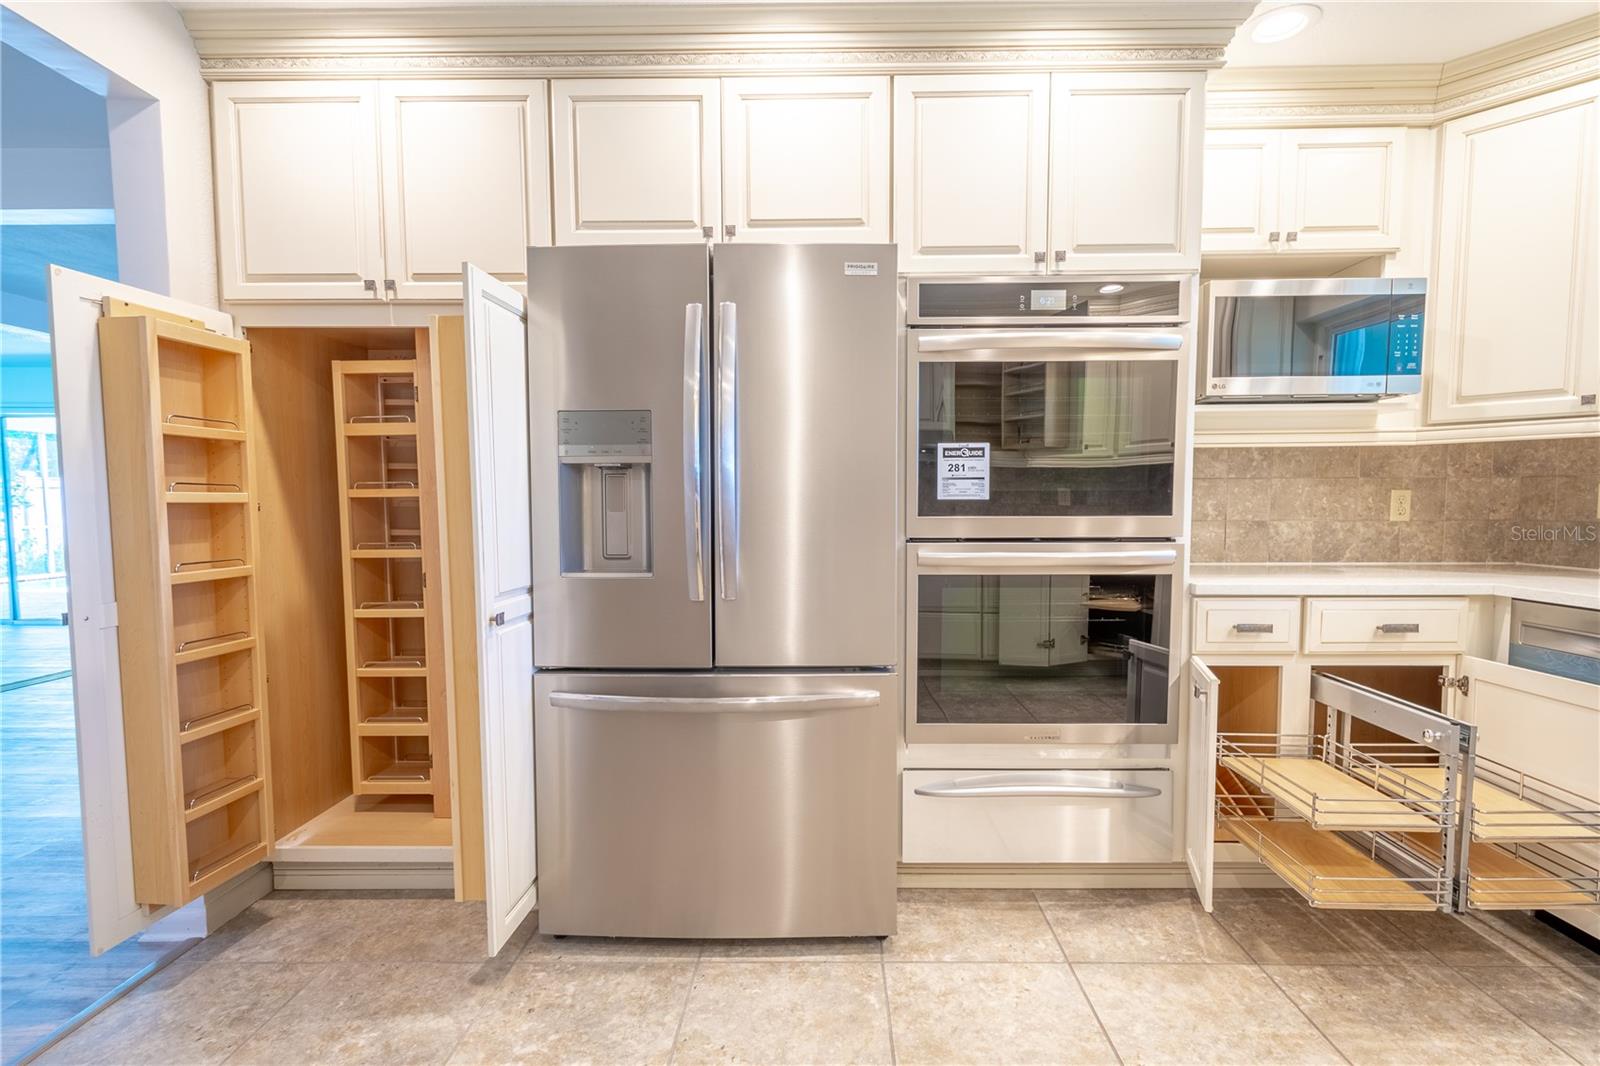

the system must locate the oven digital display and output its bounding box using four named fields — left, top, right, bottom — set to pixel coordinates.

left=1028, top=289, right=1067, bottom=311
